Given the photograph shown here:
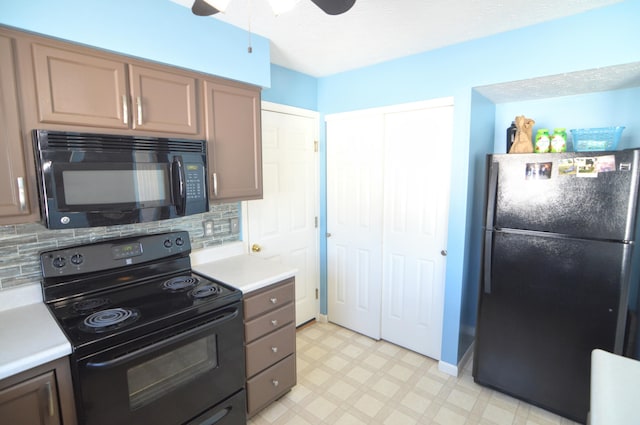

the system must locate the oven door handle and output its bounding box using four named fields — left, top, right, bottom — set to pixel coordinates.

left=85, top=306, right=239, bottom=369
